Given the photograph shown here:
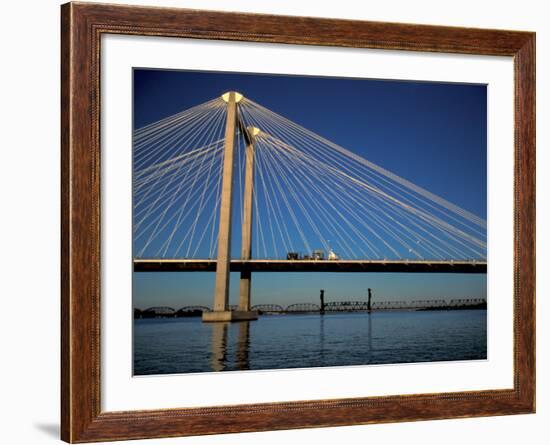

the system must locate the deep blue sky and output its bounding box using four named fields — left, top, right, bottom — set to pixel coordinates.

left=133, top=68, right=487, bottom=309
